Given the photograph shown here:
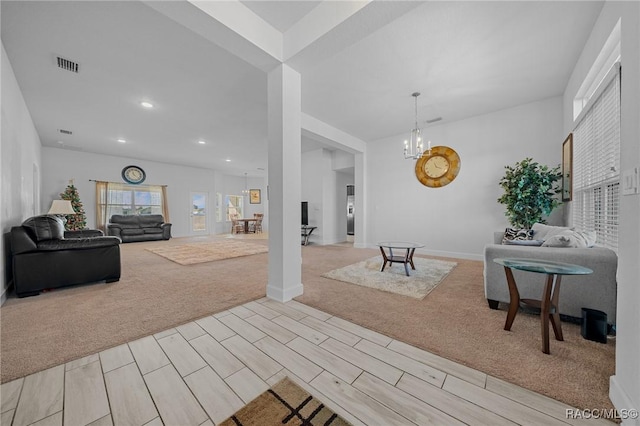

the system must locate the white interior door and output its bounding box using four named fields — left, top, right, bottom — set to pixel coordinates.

left=190, top=192, right=208, bottom=234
